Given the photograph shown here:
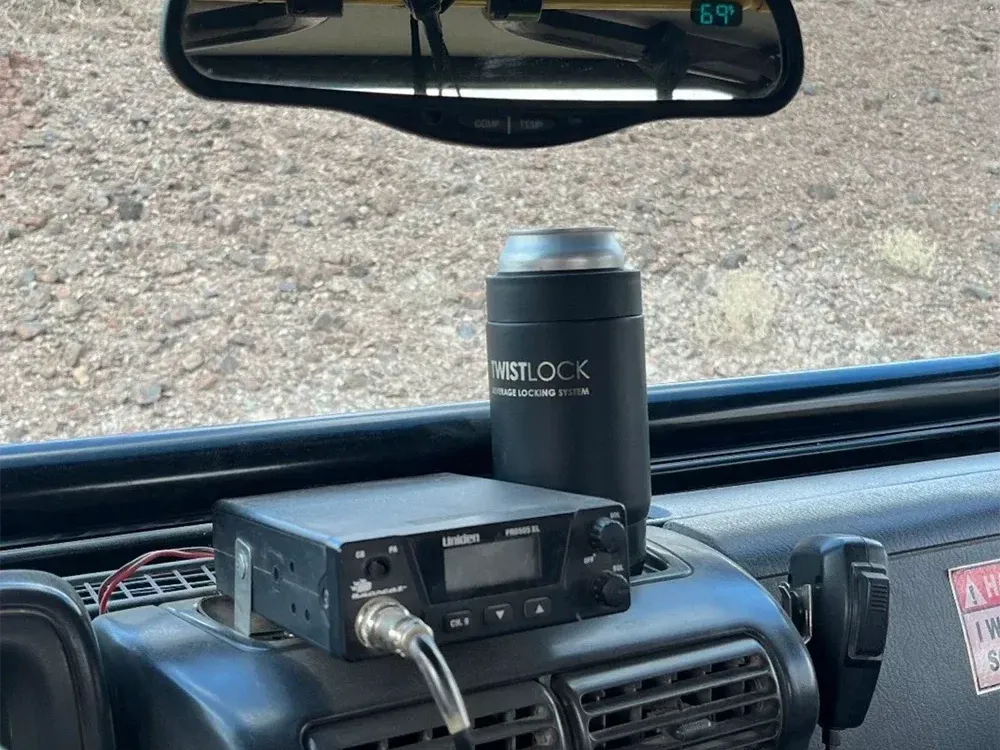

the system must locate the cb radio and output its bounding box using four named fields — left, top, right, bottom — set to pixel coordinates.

left=213, top=473, right=631, bottom=660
